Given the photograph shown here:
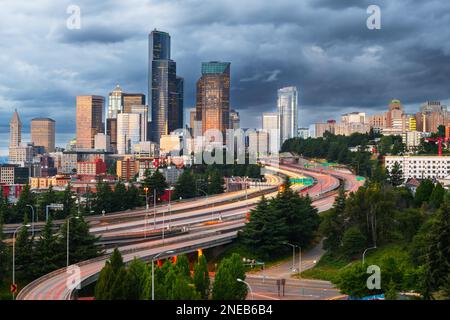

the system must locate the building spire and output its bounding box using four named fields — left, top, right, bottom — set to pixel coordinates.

left=9, top=109, right=22, bottom=147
